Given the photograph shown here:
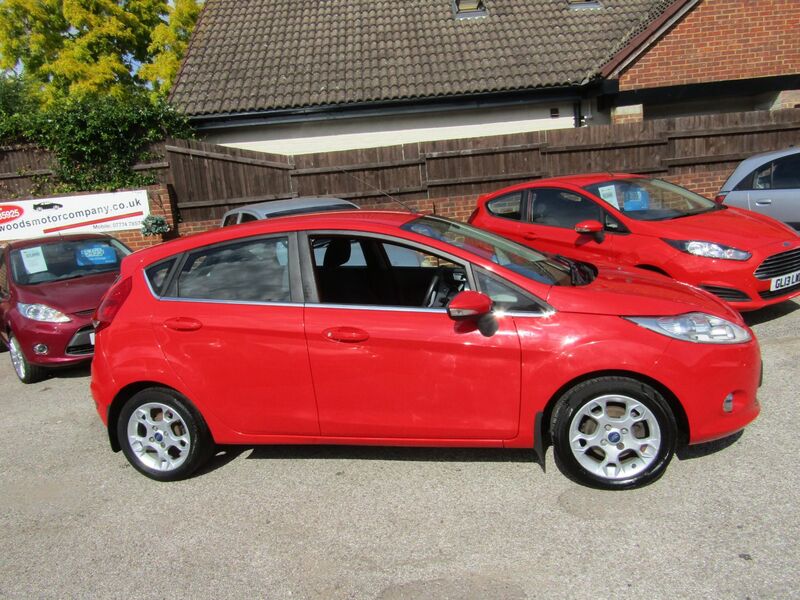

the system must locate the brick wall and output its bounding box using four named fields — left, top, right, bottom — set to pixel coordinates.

left=620, top=0, right=800, bottom=91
